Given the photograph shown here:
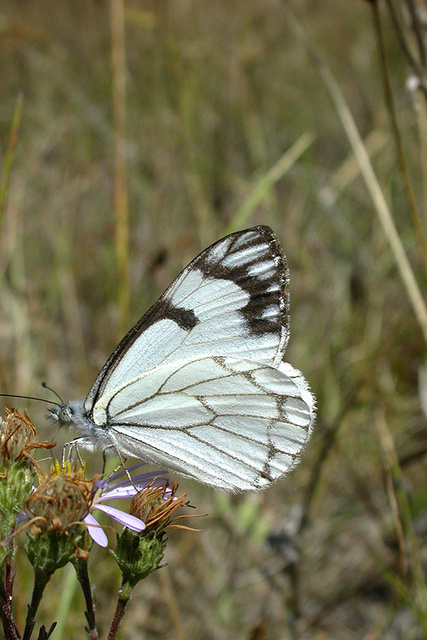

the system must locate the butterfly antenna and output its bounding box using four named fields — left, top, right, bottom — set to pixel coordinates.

left=41, top=382, right=64, bottom=405
left=0, top=393, right=61, bottom=407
